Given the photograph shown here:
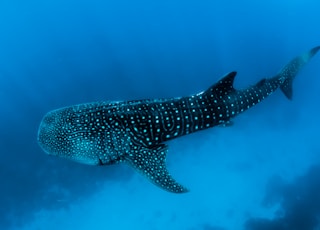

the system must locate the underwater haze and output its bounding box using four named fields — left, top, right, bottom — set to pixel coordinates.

left=1, top=0, right=320, bottom=229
